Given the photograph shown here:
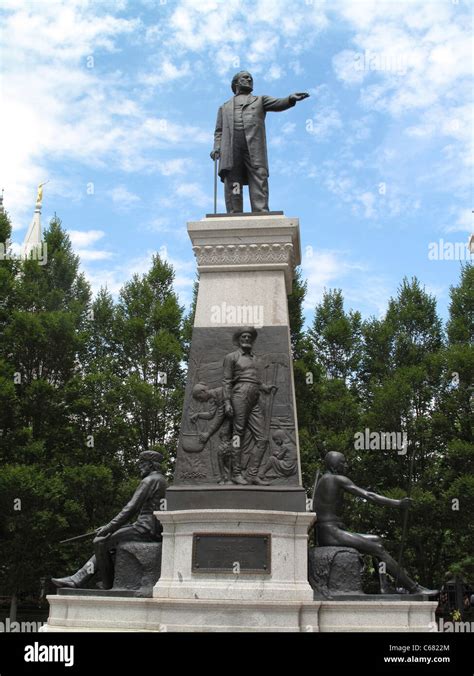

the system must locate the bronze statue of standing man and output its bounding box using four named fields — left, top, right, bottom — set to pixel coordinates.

left=211, top=71, right=309, bottom=213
